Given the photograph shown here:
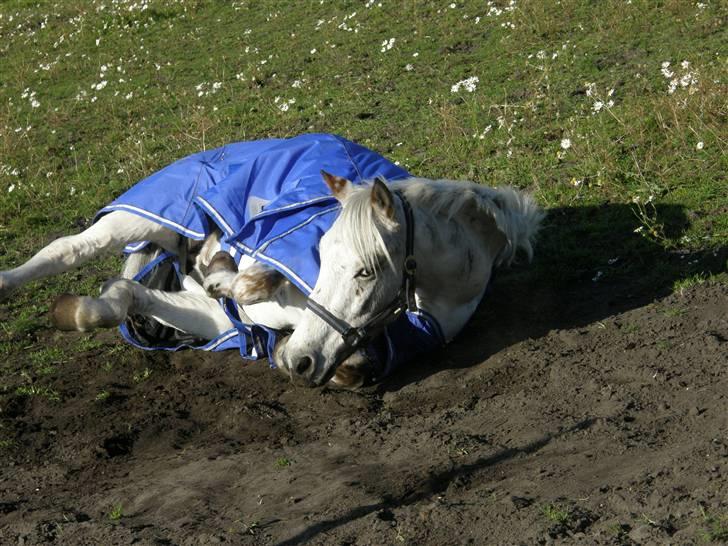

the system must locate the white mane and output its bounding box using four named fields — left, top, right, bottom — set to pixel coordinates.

left=337, top=177, right=544, bottom=272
